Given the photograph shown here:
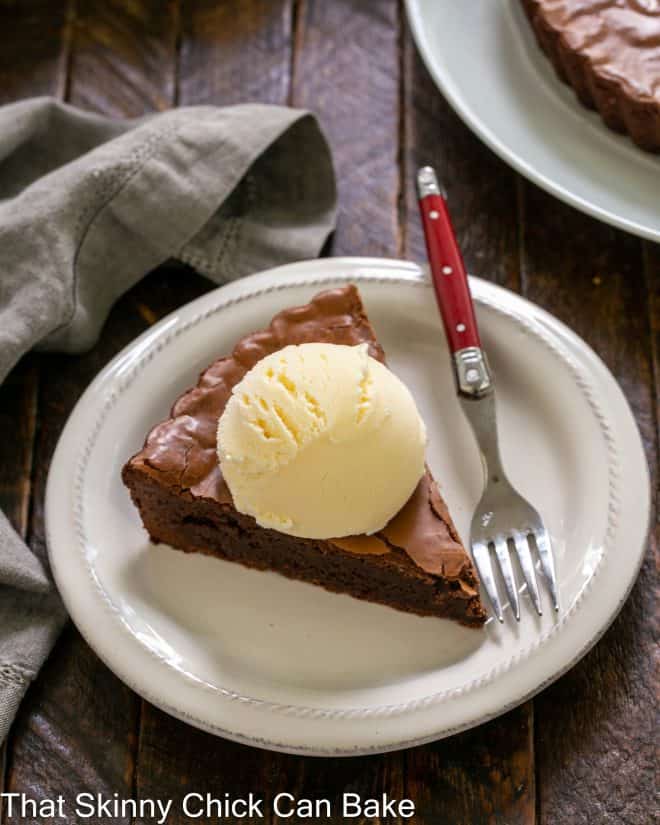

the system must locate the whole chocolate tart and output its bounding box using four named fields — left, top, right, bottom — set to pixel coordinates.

left=521, top=0, right=660, bottom=152
left=122, top=285, right=486, bottom=627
